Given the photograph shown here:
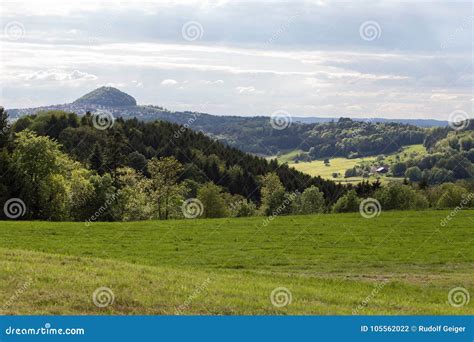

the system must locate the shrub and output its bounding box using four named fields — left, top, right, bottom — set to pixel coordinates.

left=374, top=183, right=428, bottom=210
left=197, top=183, right=228, bottom=218
left=434, top=184, right=472, bottom=209
left=296, top=186, right=325, bottom=215
left=405, top=166, right=422, bottom=182
left=332, top=190, right=361, bottom=213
